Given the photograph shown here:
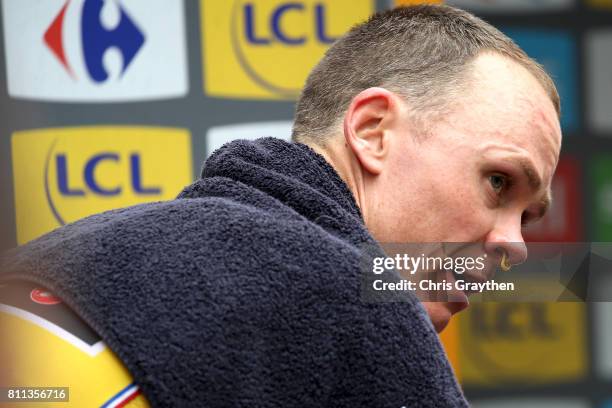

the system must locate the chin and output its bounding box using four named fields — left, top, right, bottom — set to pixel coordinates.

left=423, top=303, right=452, bottom=333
